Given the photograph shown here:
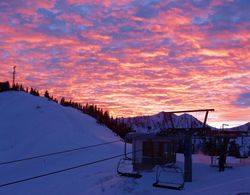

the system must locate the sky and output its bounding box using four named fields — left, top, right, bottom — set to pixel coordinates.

left=0, top=0, right=249, bottom=127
